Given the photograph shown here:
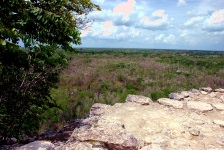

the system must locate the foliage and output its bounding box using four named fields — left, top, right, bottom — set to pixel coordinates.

left=0, top=0, right=99, bottom=141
